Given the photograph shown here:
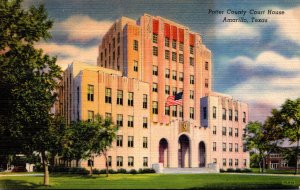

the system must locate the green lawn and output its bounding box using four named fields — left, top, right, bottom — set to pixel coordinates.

left=1, top=174, right=300, bottom=189
left=251, top=168, right=299, bottom=174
